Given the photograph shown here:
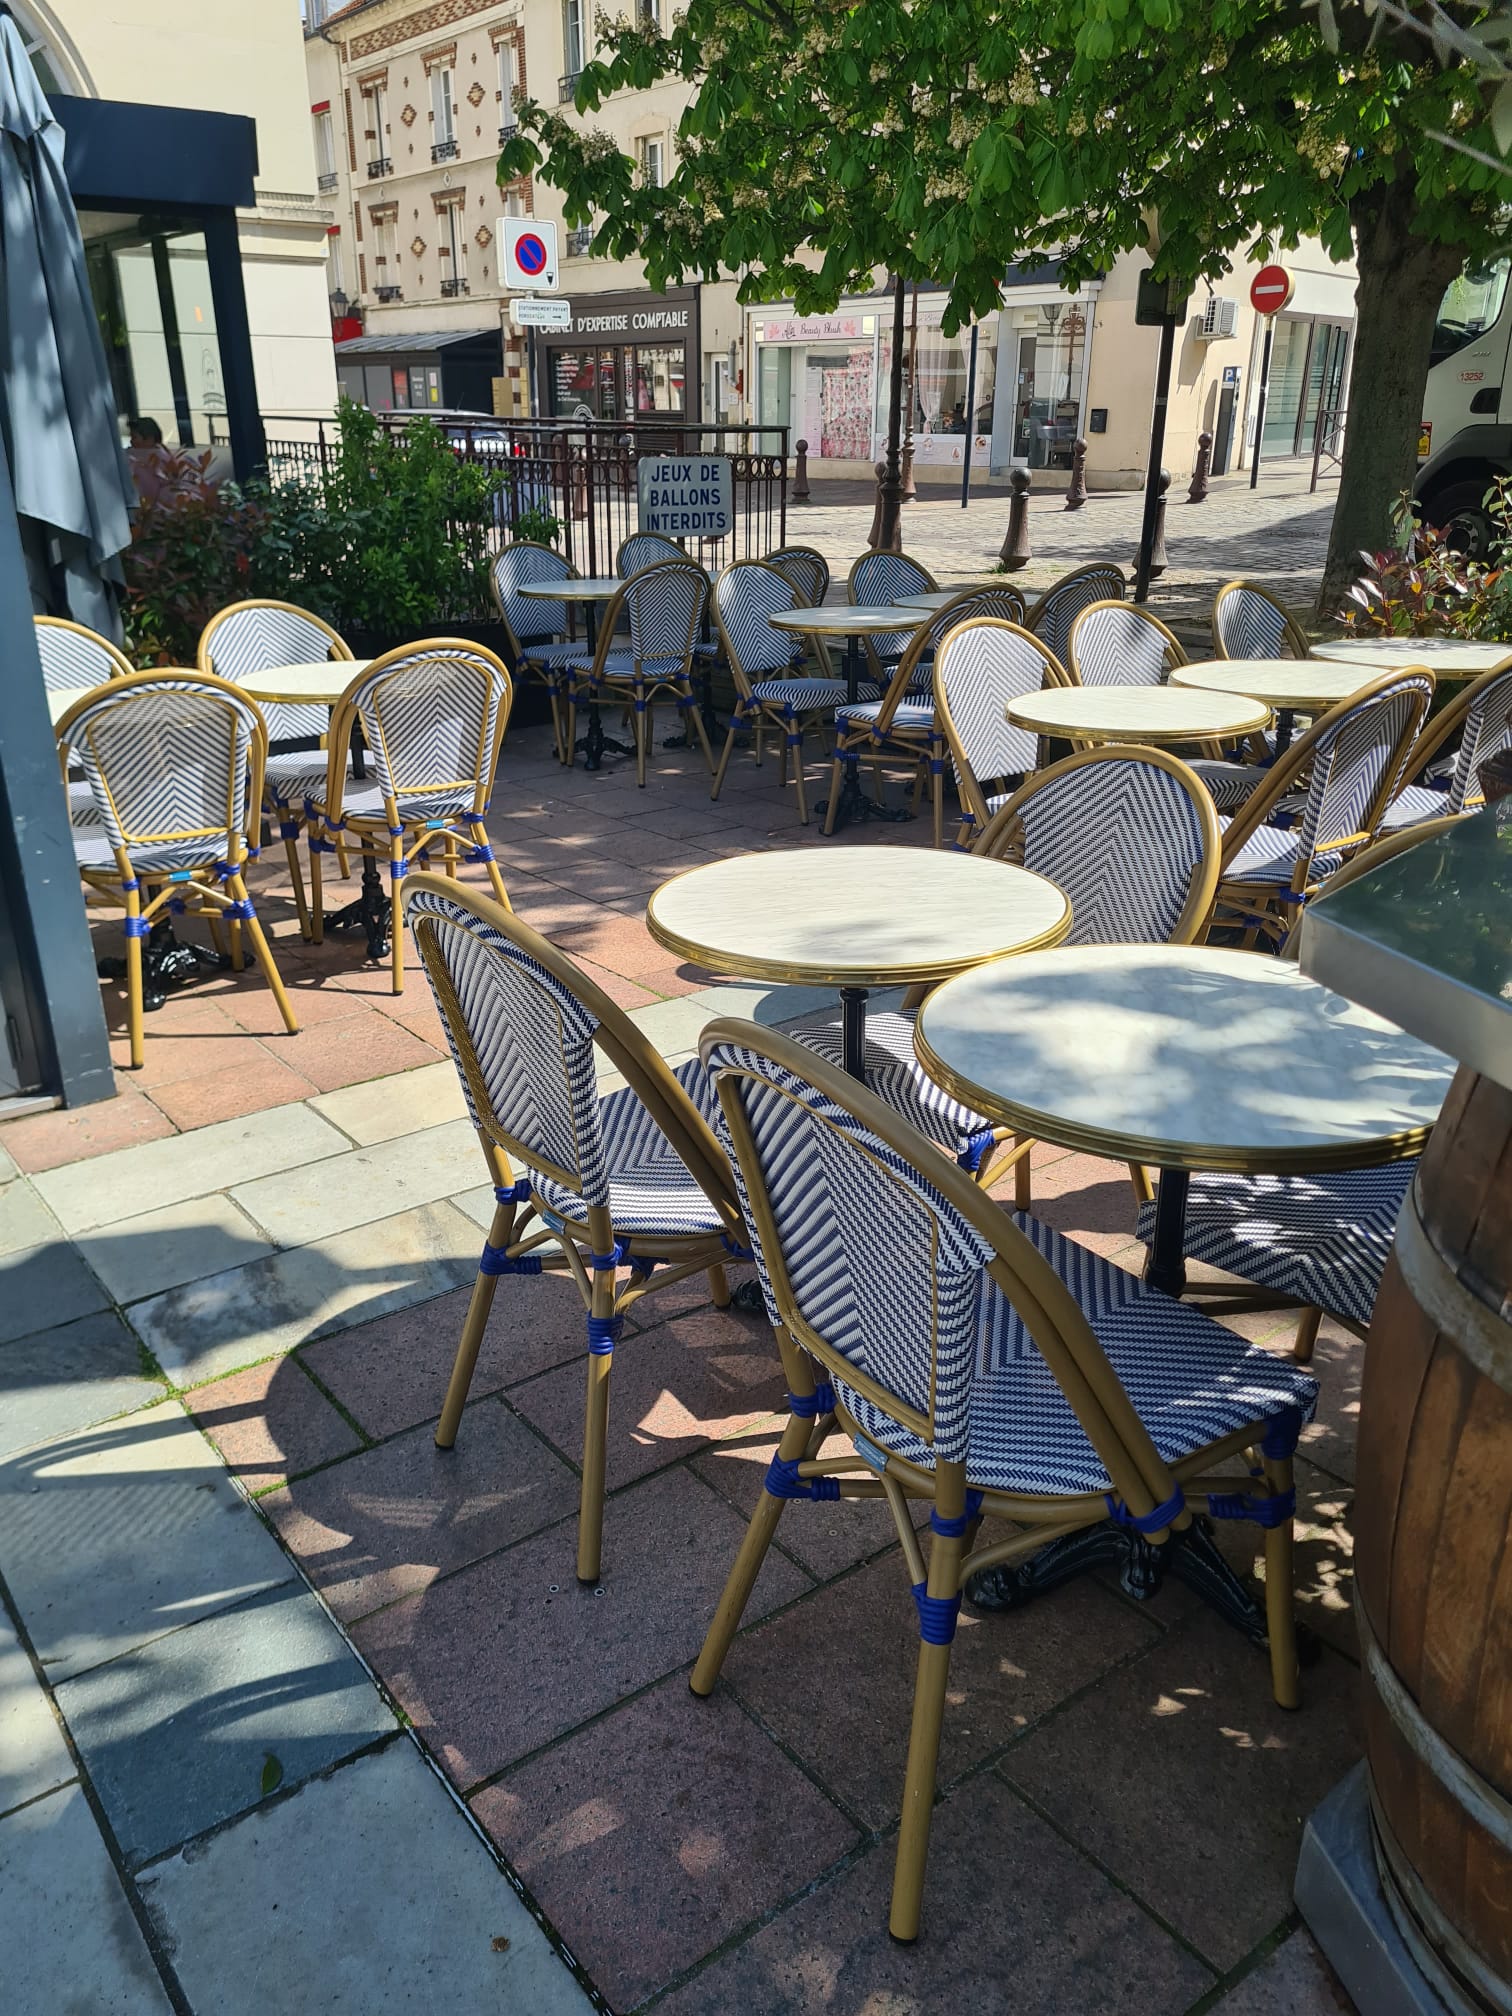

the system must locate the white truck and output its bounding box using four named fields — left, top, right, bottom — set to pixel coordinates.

left=1414, top=257, right=1512, bottom=554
